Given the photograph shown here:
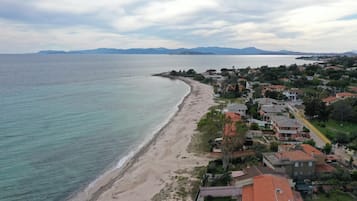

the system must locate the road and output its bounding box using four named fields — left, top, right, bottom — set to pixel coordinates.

left=287, top=104, right=331, bottom=148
